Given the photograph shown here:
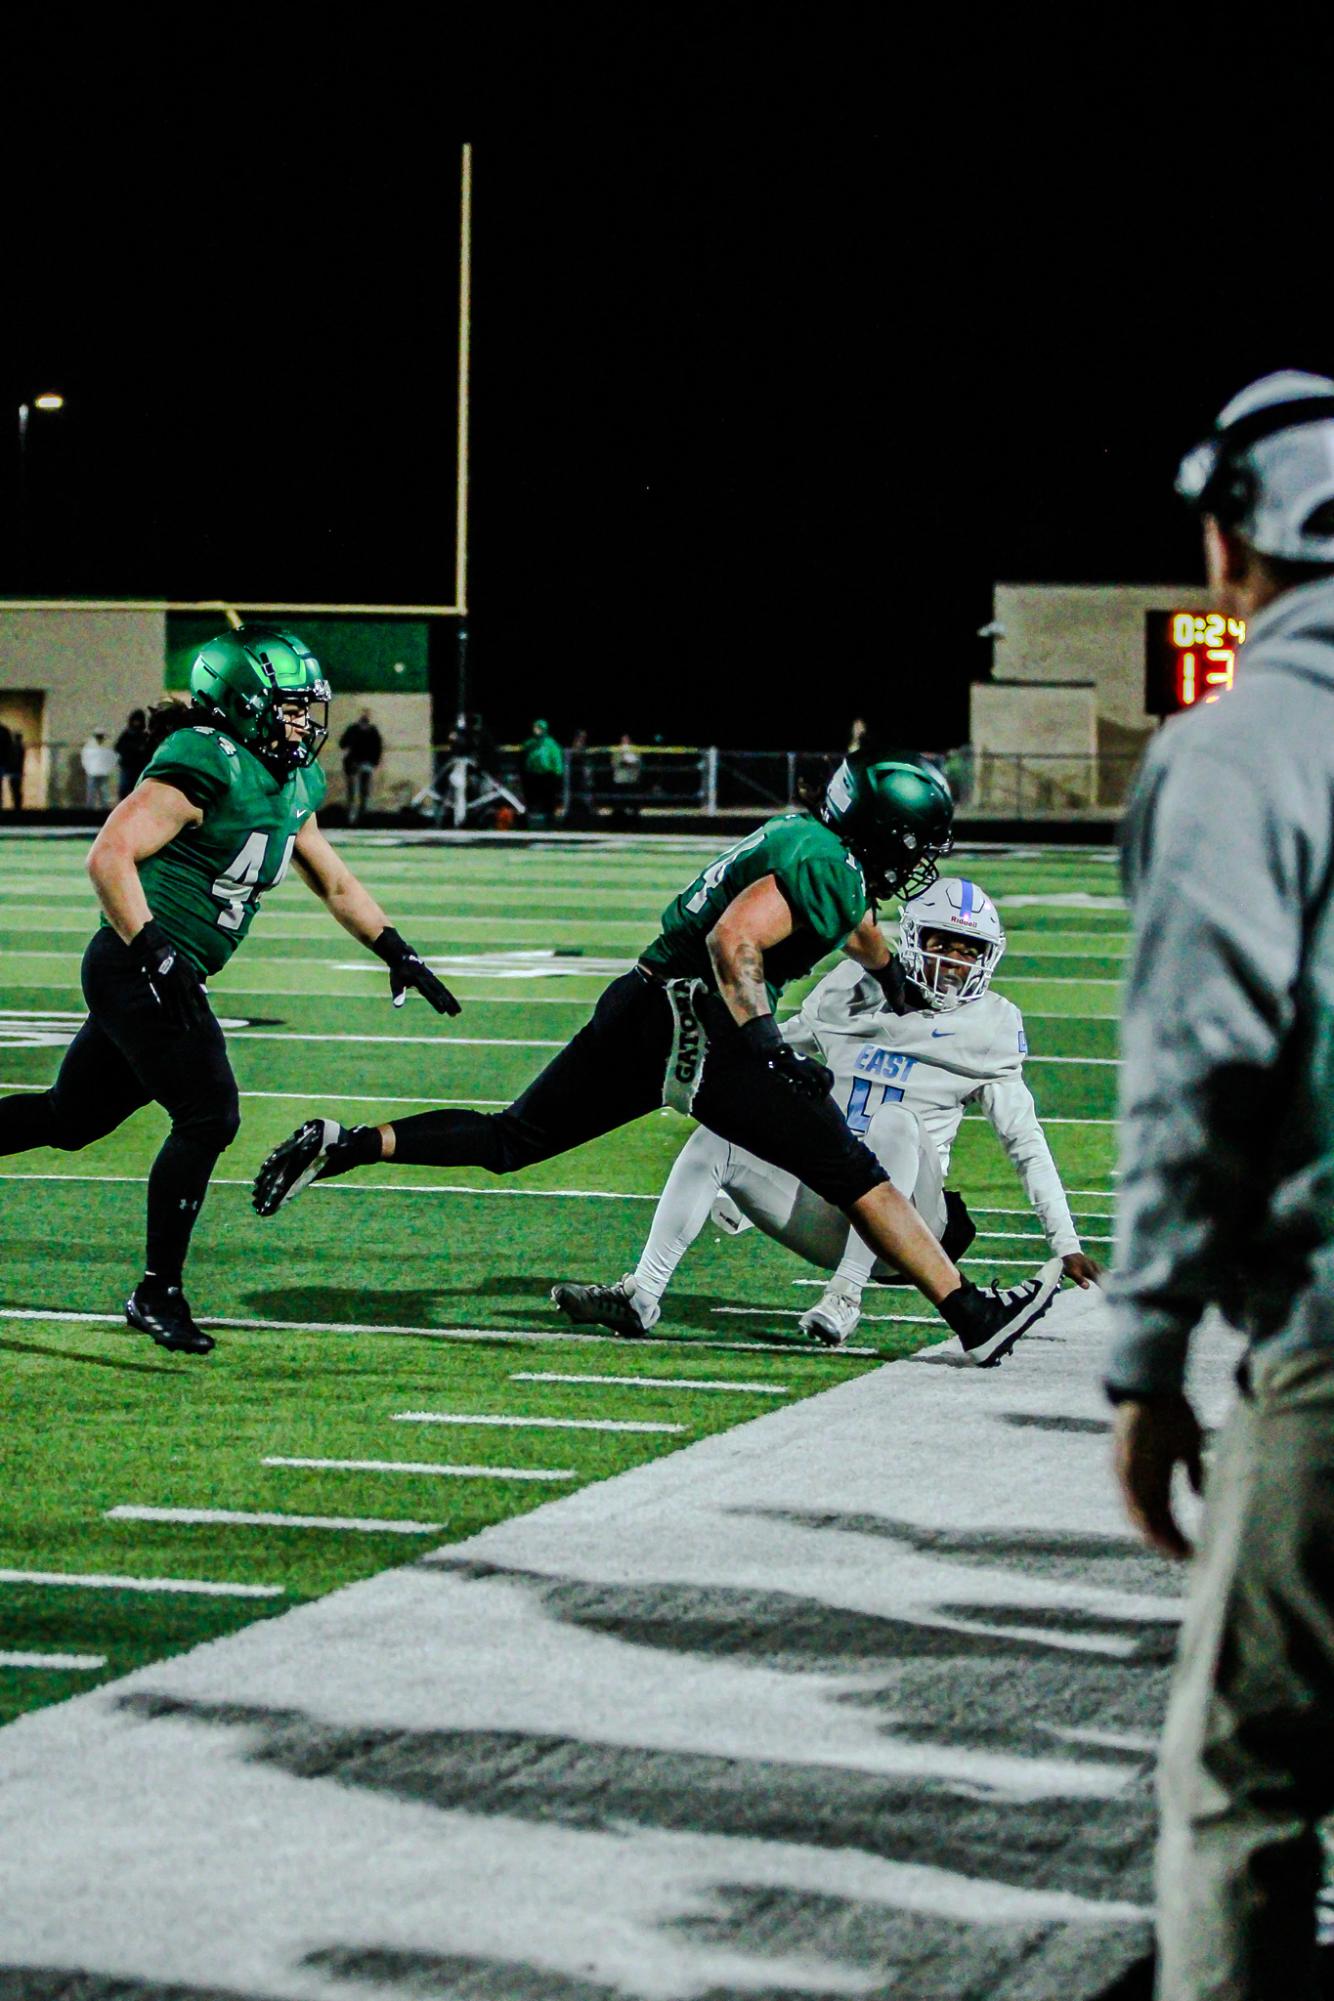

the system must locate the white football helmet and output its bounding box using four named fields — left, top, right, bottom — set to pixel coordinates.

left=897, top=876, right=1005, bottom=1011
